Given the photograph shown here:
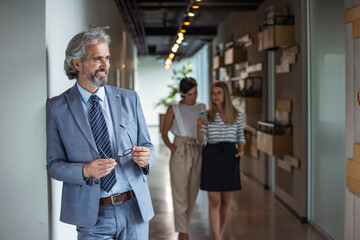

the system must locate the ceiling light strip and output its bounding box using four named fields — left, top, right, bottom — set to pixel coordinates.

left=165, top=0, right=203, bottom=68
